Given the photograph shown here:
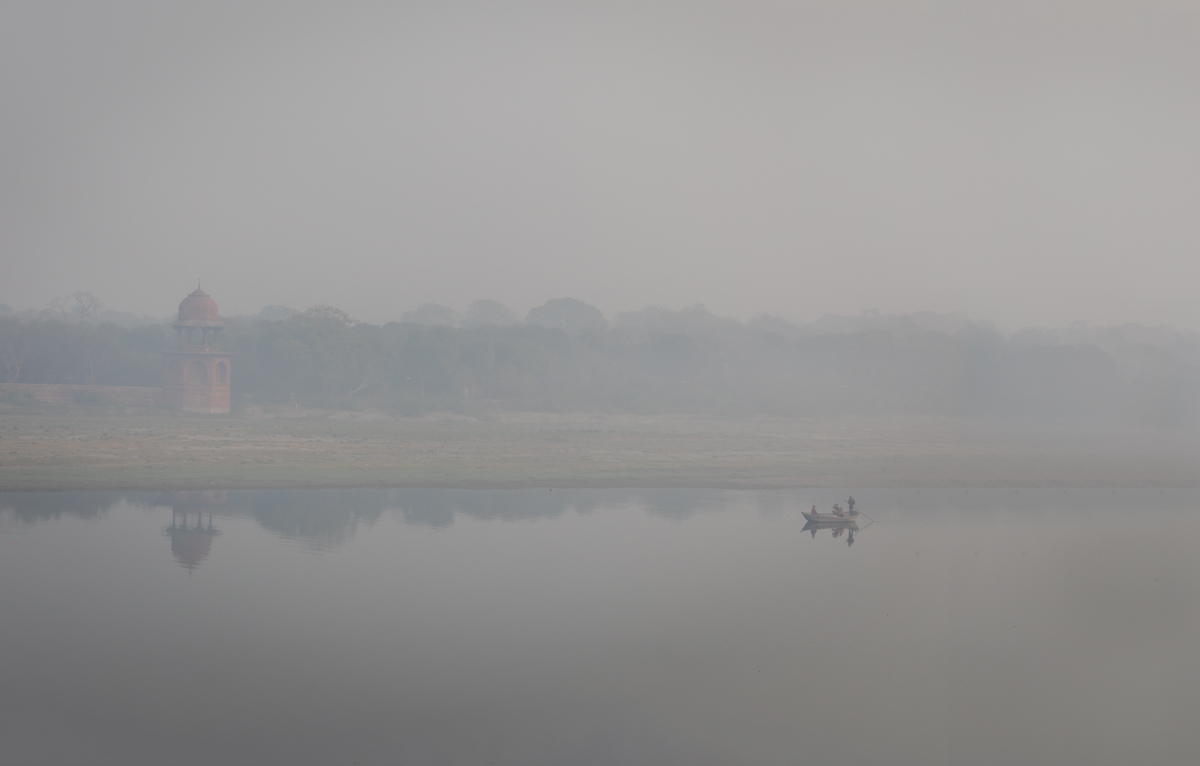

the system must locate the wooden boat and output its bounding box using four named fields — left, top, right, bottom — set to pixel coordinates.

left=802, top=512, right=859, bottom=524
